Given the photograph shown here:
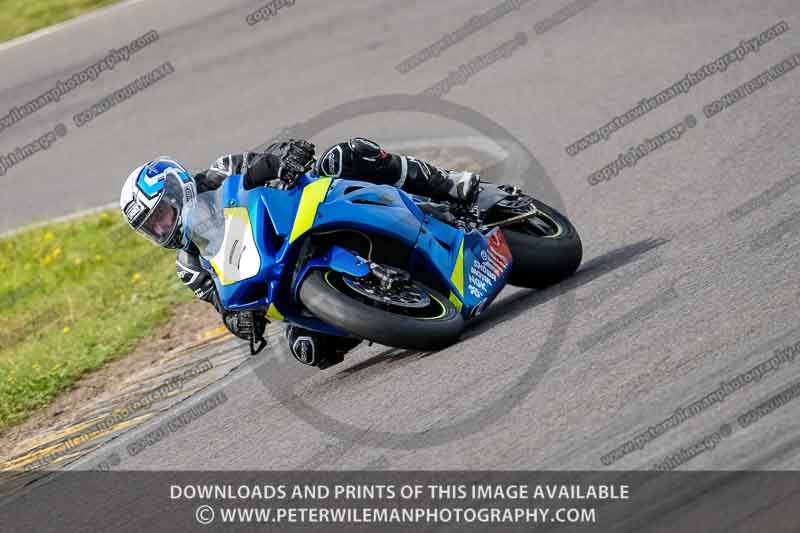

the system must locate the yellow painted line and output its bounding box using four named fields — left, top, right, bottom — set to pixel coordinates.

left=34, top=447, right=95, bottom=469
left=168, top=330, right=234, bottom=356
left=108, top=386, right=187, bottom=414
left=2, top=446, right=99, bottom=477
left=13, top=403, right=137, bottom=454
left=199, top=325, right=228, bottom=340
left=2, top=413, right=153, bottom=470
left=17, top=413, right=108, bottom=451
